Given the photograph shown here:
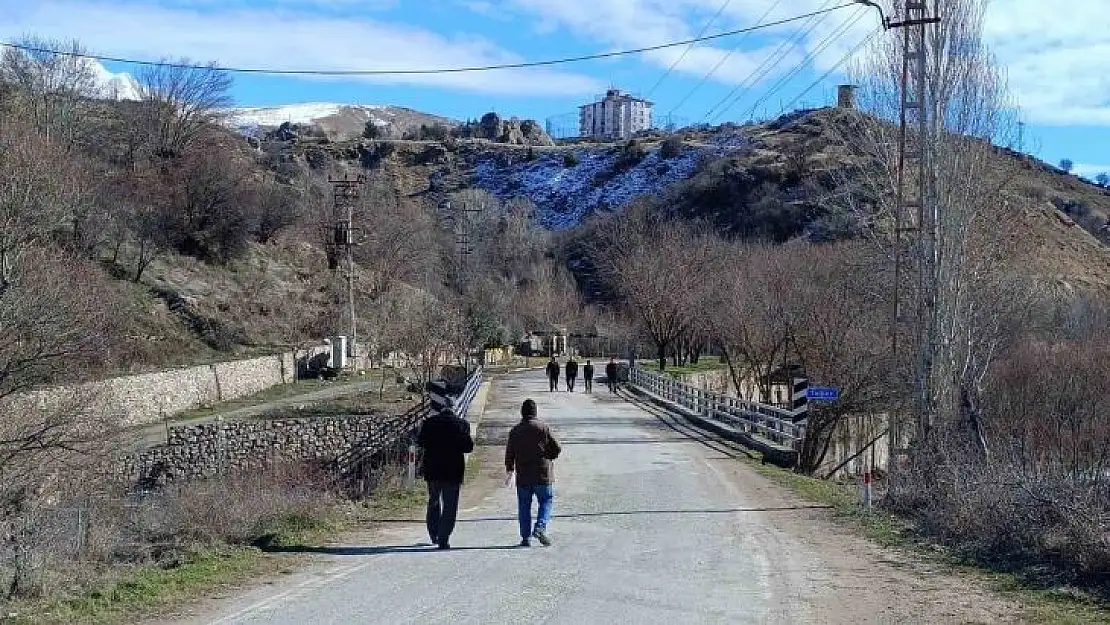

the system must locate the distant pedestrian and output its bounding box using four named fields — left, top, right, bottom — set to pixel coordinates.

left=416, top=406, right=474, bottom=550
left=605, top=358, right=618, bottom=393
left=565, top=357, right=579, bottom=392
left=583, top=360, right=594, bottom=393
left=546, top=357, right=560, bottom=392
left=505, top=399, right=561, bottom=547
